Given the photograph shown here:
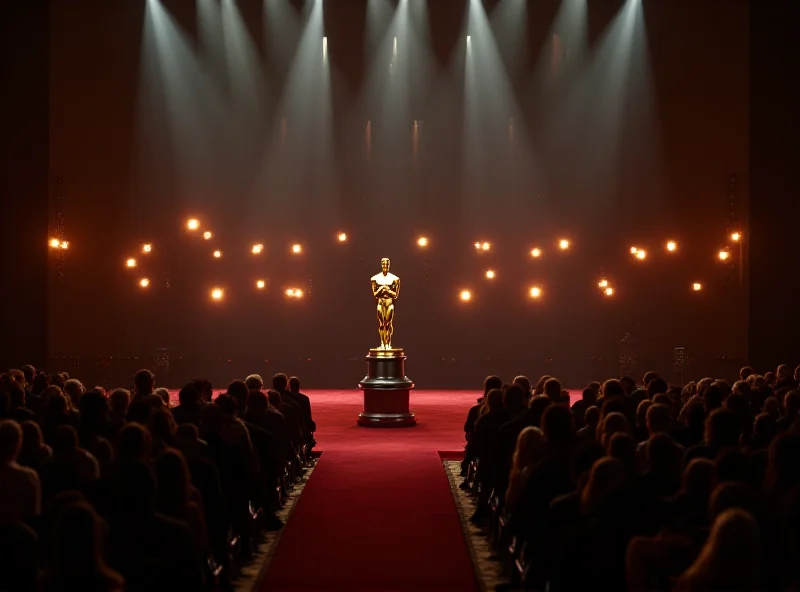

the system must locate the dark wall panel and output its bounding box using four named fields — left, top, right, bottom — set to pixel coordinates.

left=0, top=1, right=49, bottom=368
left=748, top=1, right=800, bottom=370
